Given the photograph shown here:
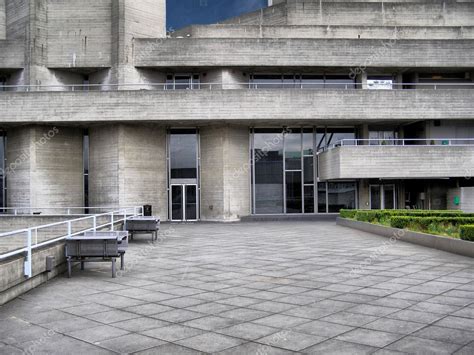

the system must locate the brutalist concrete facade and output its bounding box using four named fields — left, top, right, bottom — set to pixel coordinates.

left=1, top=0, right=474, bottom=220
